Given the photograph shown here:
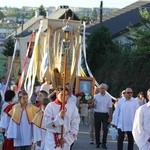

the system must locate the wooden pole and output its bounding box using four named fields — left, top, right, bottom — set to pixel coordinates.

left=61, top=23, right=72, bottom=139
